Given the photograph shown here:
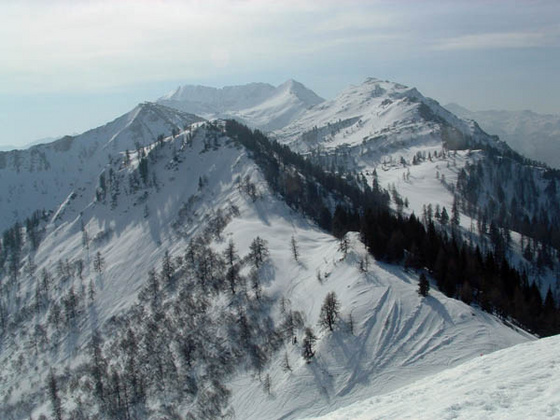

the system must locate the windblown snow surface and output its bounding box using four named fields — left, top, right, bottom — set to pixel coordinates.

left=305, top=334, right=560, bottom=420
left=229, top=237, right=532, bottom=420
